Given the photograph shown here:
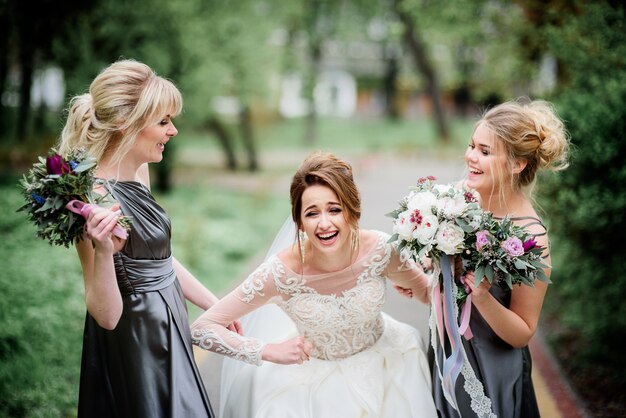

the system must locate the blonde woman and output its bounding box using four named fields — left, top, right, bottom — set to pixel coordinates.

left=430, top=98, right=570, bottom=418
left=59, top=59, right=238, bottom=418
